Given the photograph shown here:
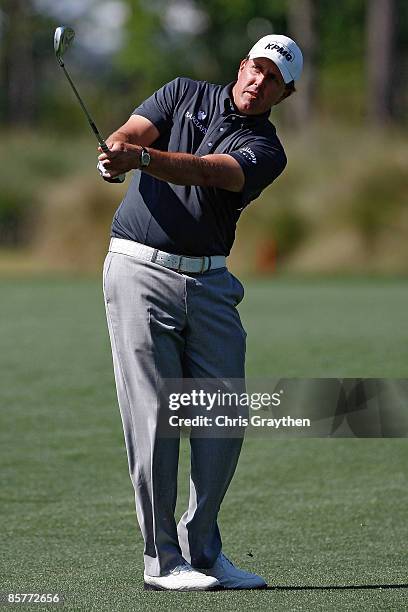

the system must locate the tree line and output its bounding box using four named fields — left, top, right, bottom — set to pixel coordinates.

left=0, top=0, right=406, bottom=129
